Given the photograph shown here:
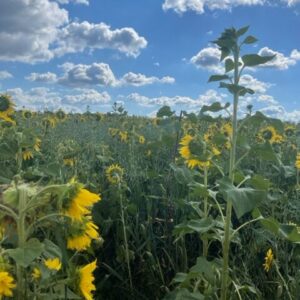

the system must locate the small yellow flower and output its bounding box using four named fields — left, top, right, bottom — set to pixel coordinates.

left=78, top=260, right=97, bottom=300
left=65, top=188, right=101, bottom=221
left=32, top=268, right=41, bottom=280
left=44, top=258, right=62, bottom=271
left=296, top=153, right=300, bottom=170
left=263, top=248, right=274, bottom=272
left=0, top=271, right=16, bottom=297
